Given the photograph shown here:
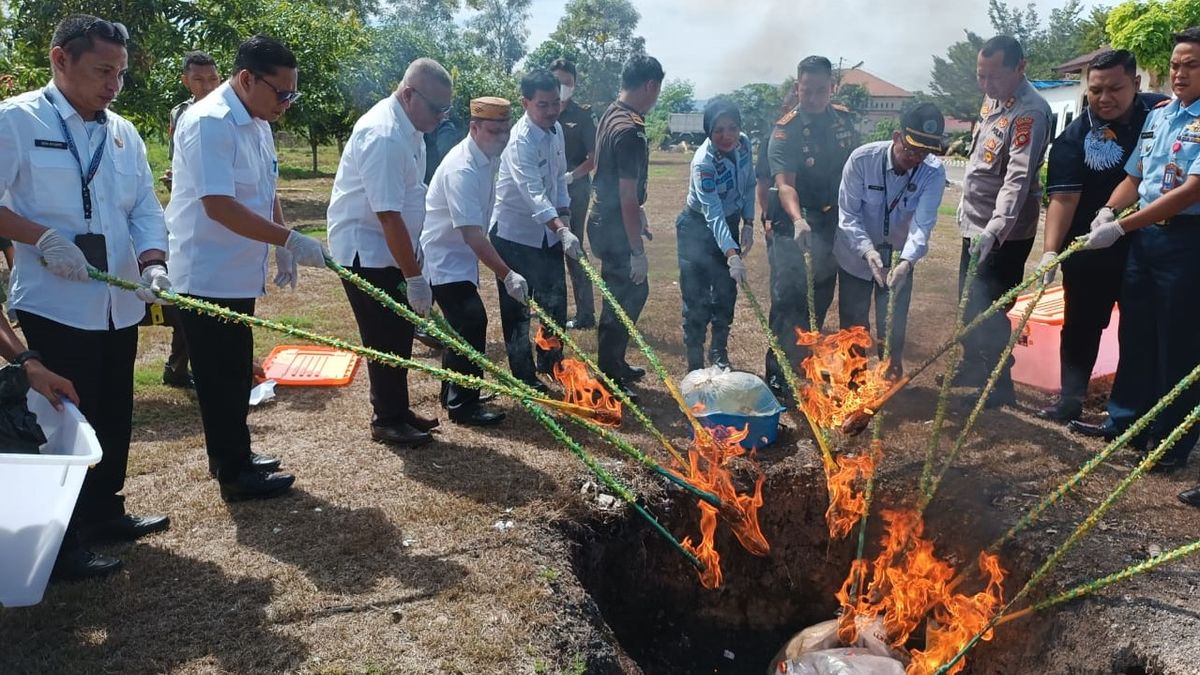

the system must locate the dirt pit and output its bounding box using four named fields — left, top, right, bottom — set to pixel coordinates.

left=564, top=438, right=1174, bottom=675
